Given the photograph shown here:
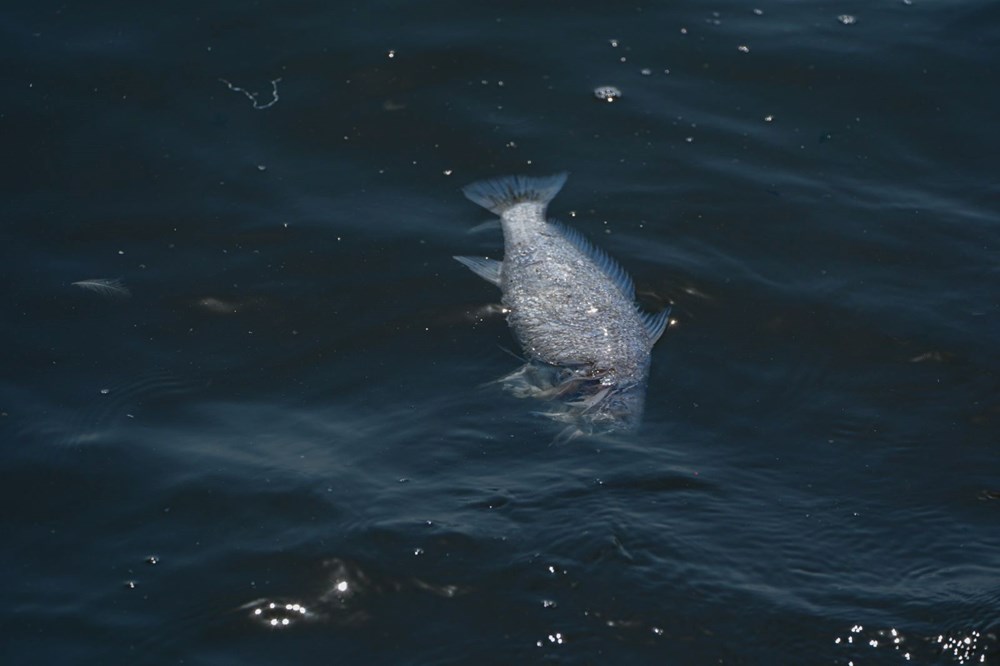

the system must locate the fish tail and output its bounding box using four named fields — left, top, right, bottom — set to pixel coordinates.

left=462, top=173, right=568, bottom=215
